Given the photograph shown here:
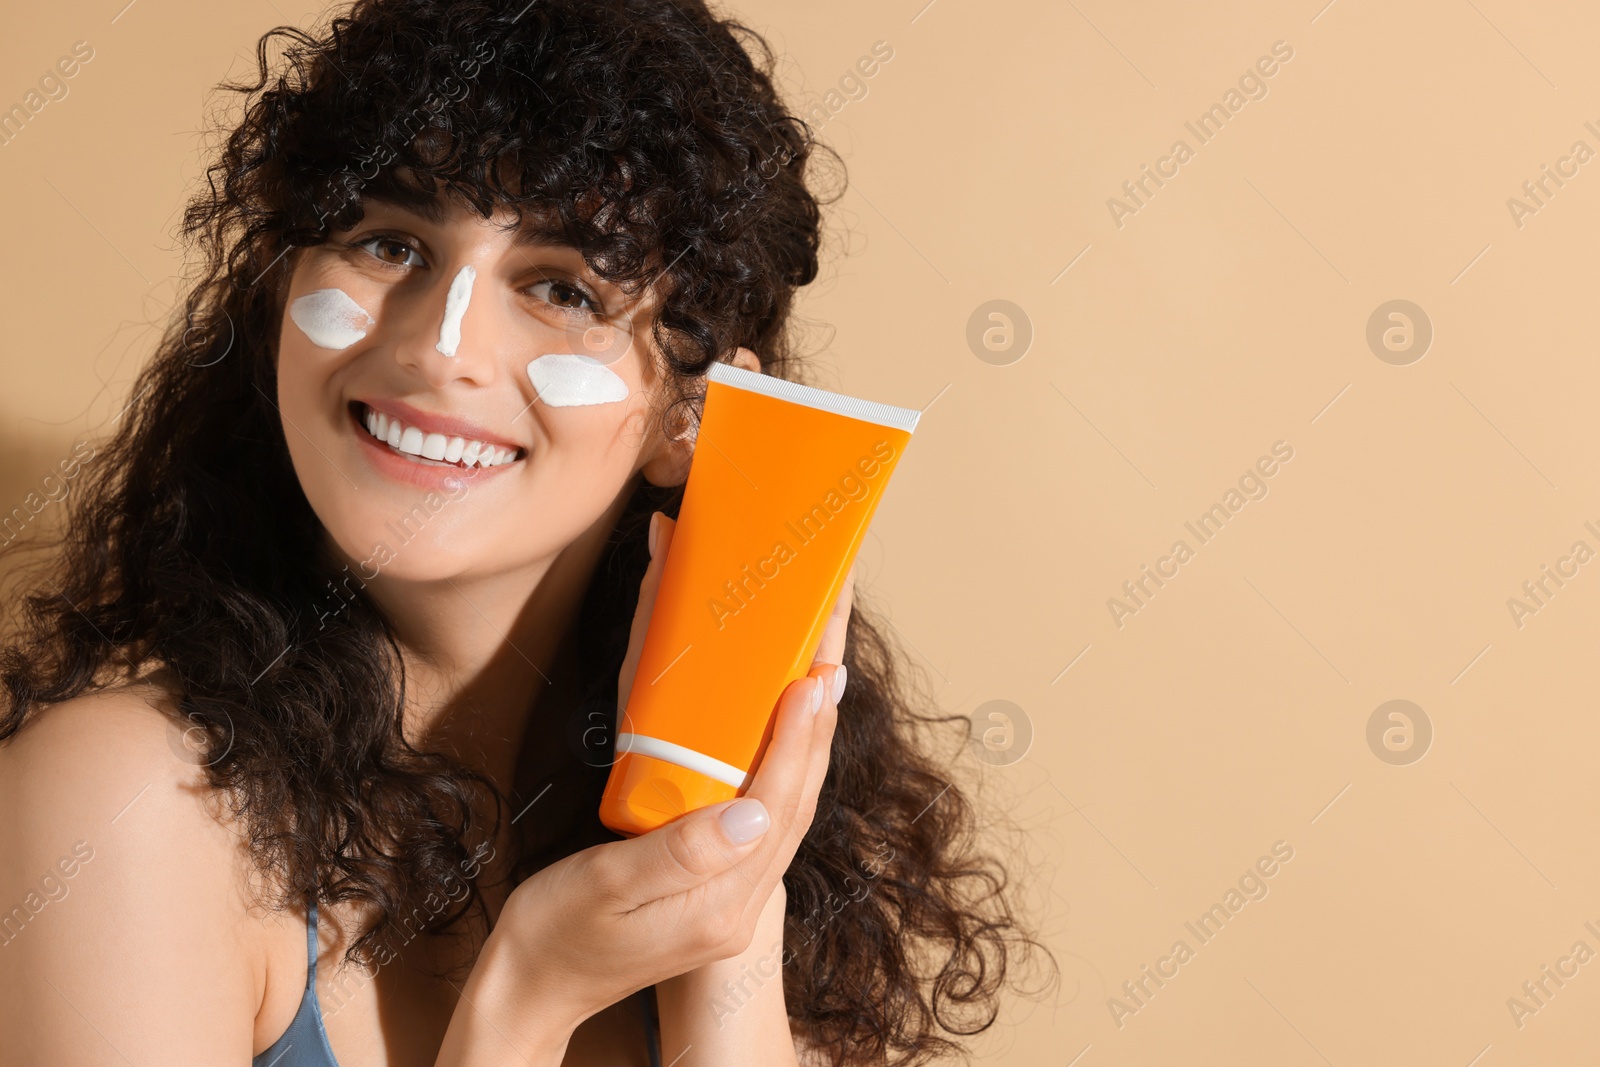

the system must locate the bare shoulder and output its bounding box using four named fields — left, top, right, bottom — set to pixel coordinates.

left=0, top=683, right=270, bottom=1061
left=0, top=679, right=238, bottom=847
